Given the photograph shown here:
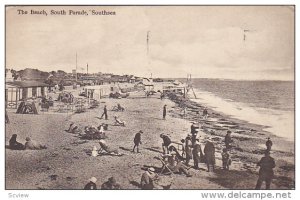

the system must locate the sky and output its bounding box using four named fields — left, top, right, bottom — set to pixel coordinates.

left=6, top=6, right=294, bottom=80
